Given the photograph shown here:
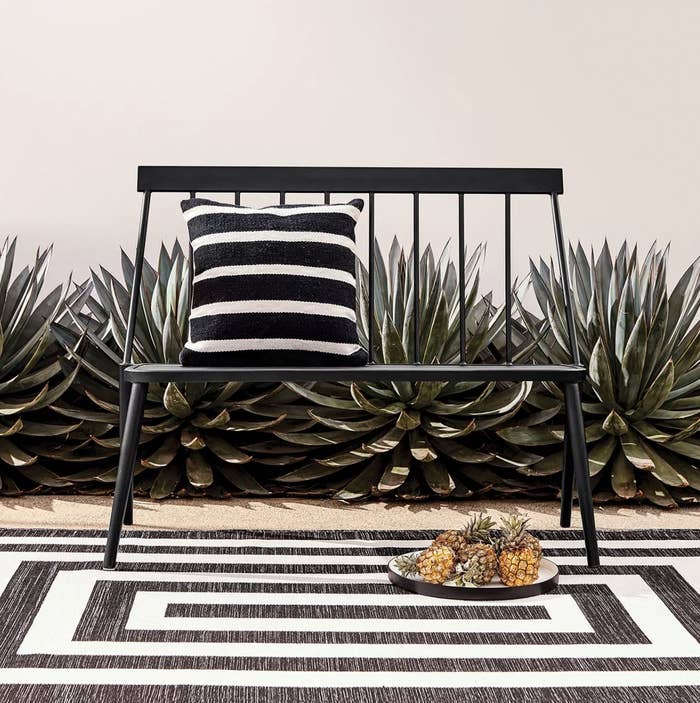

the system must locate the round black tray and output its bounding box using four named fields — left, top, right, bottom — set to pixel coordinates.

left=388, top=552, right=559, bottom=600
